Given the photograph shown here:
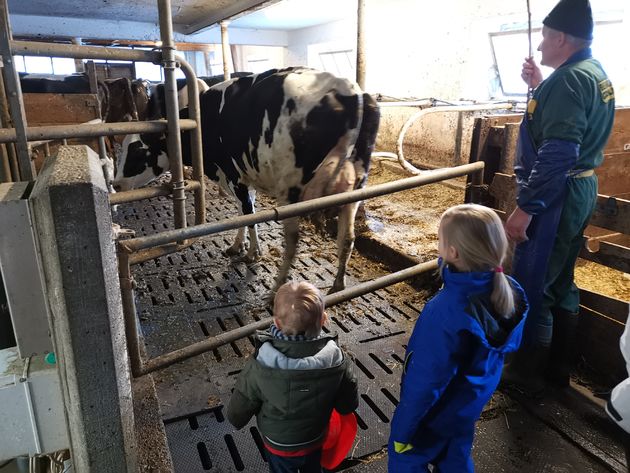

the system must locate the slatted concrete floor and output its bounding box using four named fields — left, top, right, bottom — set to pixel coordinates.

left=115, top=181, right=624, bottom=473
